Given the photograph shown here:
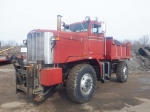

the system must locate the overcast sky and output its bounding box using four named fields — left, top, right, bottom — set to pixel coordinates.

left=0, top=0, right=150, bottom=44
